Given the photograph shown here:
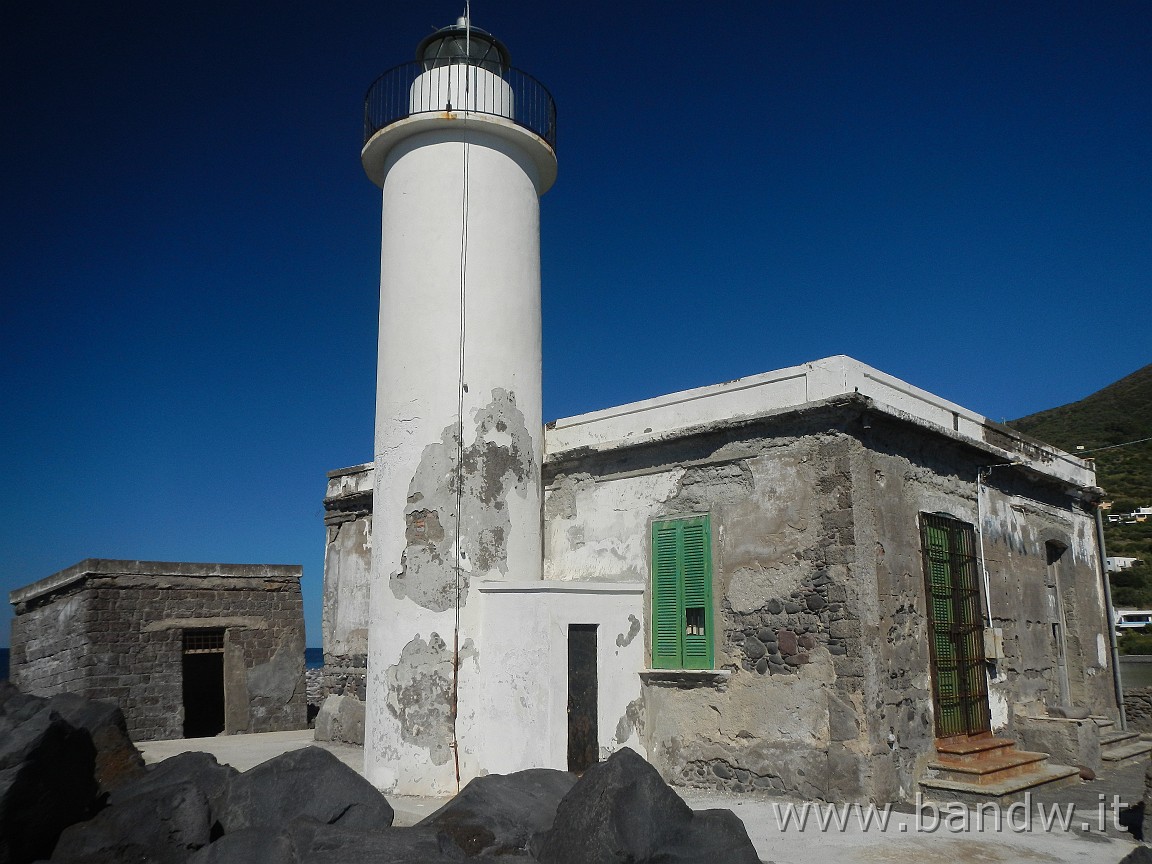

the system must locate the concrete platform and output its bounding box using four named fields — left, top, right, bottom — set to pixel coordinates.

left=137, top=730, right=1144, bottom=862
